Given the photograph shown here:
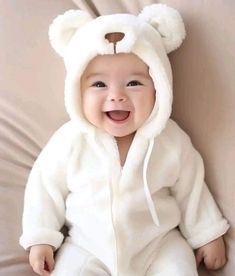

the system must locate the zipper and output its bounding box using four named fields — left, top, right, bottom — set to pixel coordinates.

left=110, top=138, right=122, bottom=276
